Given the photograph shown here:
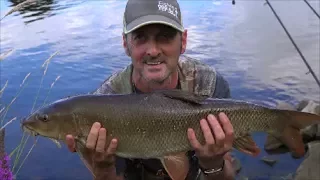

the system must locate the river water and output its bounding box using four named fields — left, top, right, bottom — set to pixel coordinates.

left=0, top=0, right=319, bottom=179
